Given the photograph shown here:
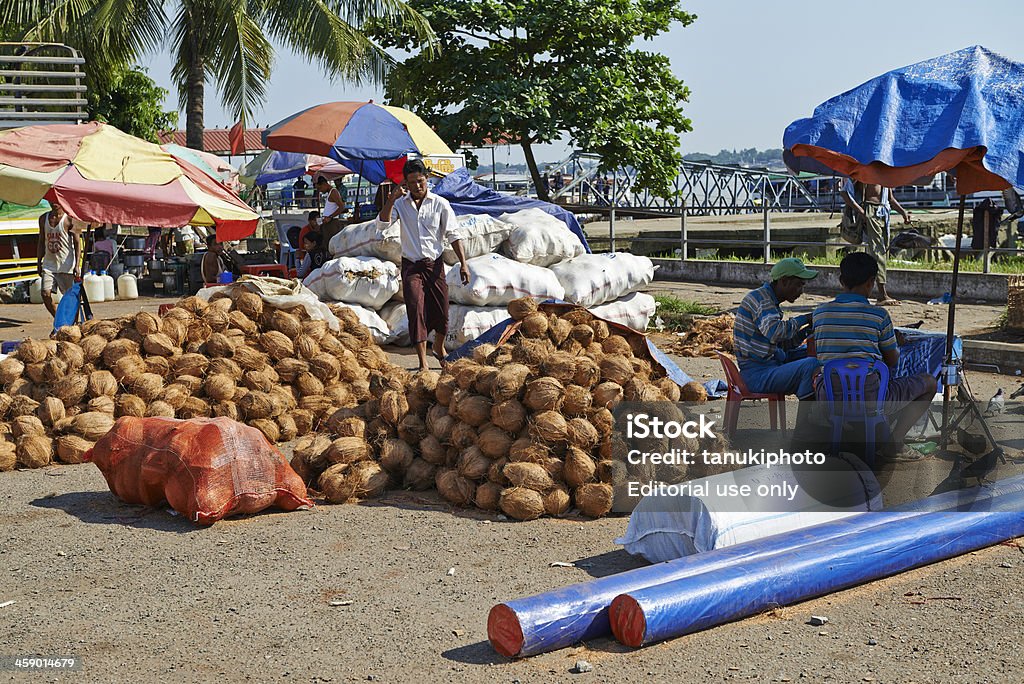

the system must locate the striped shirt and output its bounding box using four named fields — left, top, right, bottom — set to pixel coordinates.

left=812, top=293, right=898, bottom=362
left=734, top=282, right=812, bottom=365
